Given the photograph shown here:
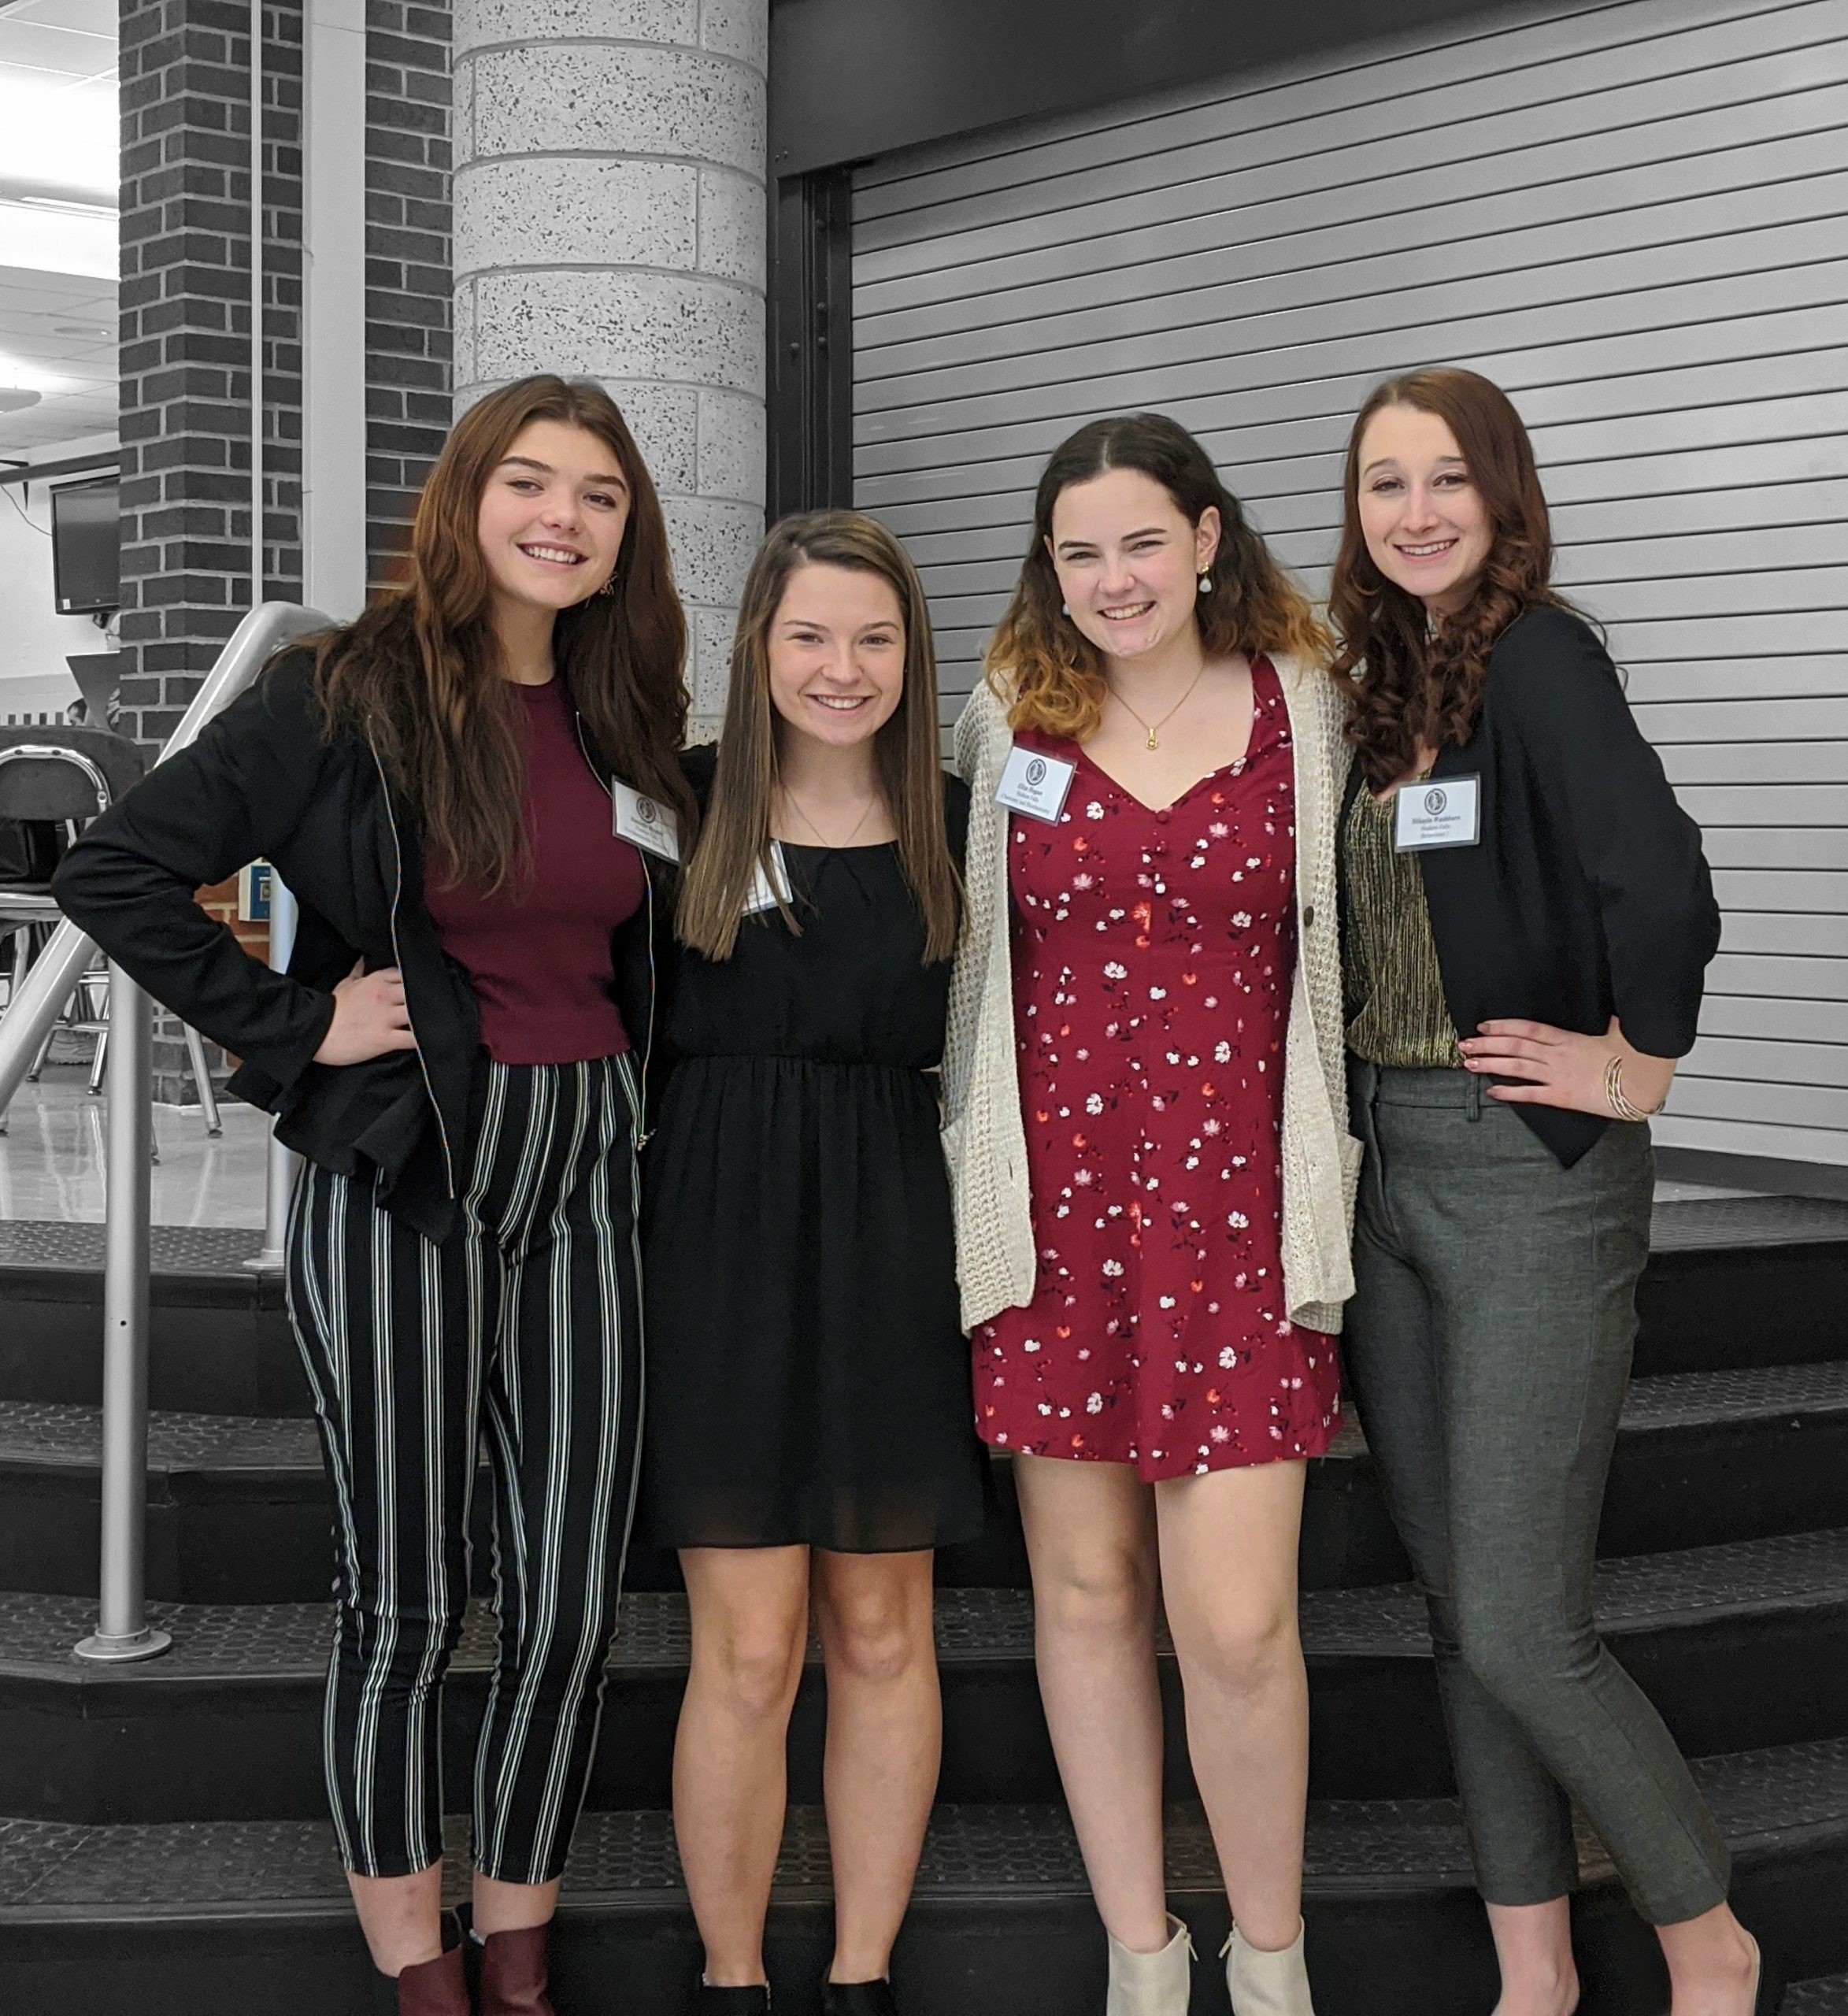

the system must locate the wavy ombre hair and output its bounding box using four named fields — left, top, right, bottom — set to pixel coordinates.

left=987, top=413, right=1331, bottom=740
left=677, top=510, right=960, bottom=964
left=309, top=374, right=692, bottom=892
left=1330, top=368, right=1576, bottom=791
